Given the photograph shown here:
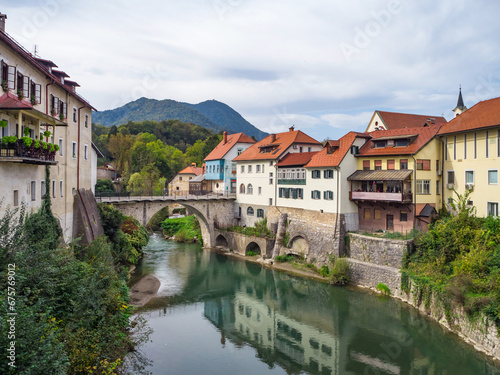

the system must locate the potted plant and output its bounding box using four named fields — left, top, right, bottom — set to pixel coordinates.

left=59, top=113, right=65, bottom=121
left=43, top=130, right=51, bottom=142
left=17, top=88, right=24, bottom=100
left=0, top=120, right=7, bottom=128
left=1, top=80, right=9, bottom=92
left=50, top=108, right=56, bottom=116
left=30, top=95, right=37, bottom=106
